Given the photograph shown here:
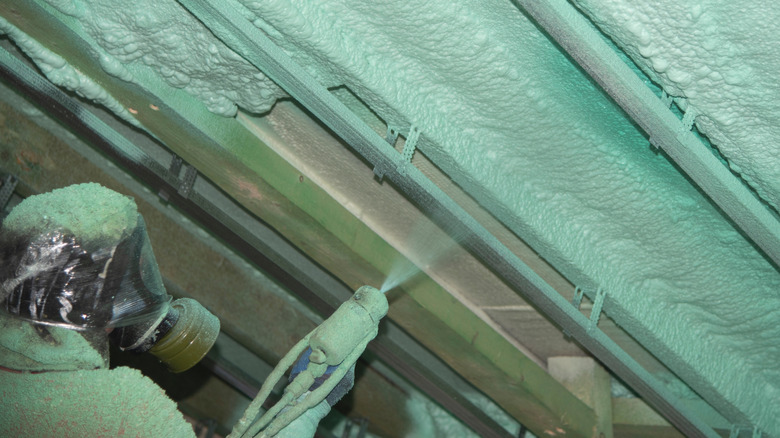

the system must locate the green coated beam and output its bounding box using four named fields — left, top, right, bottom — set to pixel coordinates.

left=0, top=58, right=515, bottom=435
left=0, top=46, right=416, bottom=437
left=0, top=9, right=571, bottom=435
left=174, top=0, right=720, bottom=436
left=513, top=0, right=780, bottom=270
left=511, top=0, right=773, bottom=429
